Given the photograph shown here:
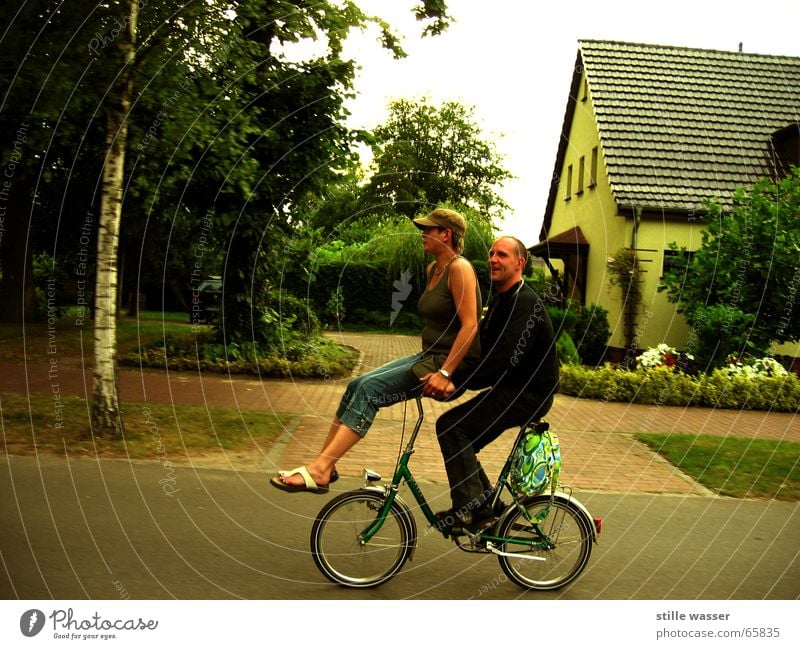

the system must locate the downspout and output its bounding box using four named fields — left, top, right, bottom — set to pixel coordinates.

left=625, top=206, right=642, bottom=364
left=631, top=206, right=641, bottom=249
